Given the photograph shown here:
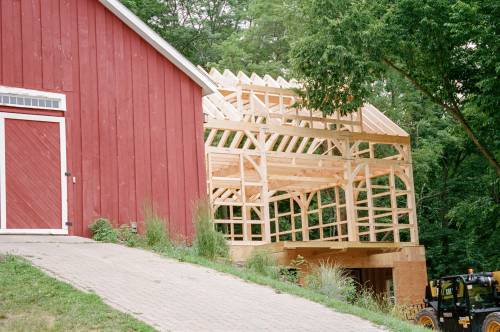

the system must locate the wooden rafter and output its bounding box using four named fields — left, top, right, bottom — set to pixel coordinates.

left=203, top=68, right=418, bottom=245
